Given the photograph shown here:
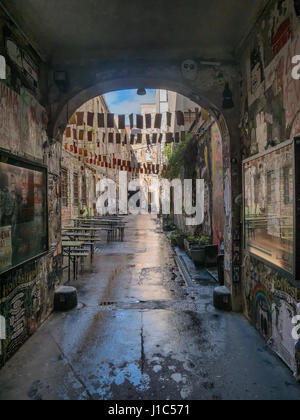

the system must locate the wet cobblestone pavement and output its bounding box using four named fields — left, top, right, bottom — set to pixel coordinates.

left=1, top=215, right=300, bottom=400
